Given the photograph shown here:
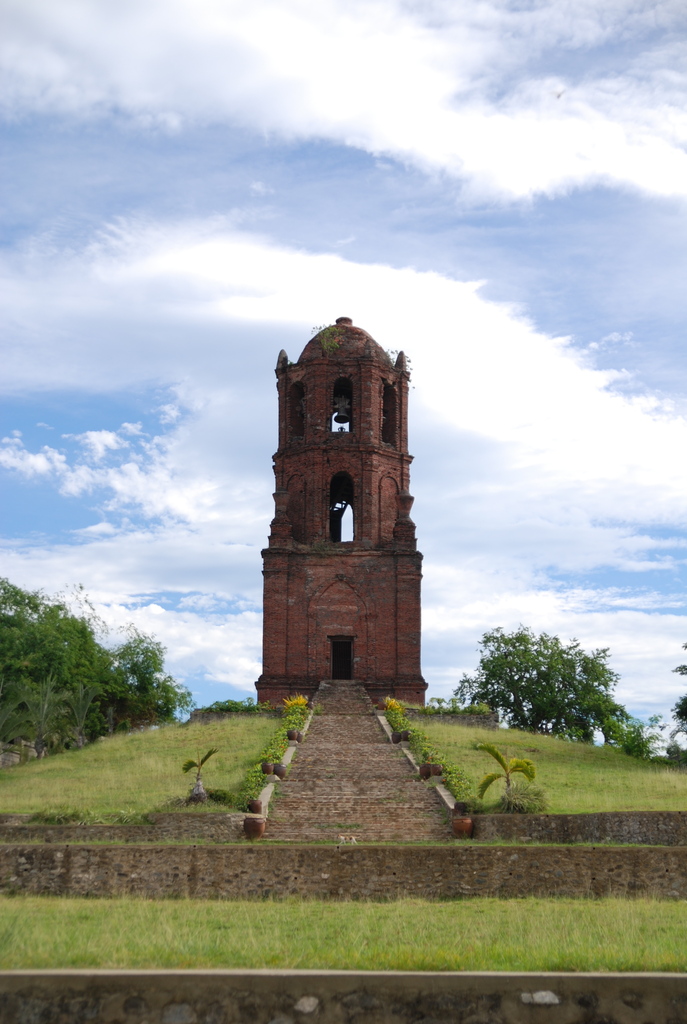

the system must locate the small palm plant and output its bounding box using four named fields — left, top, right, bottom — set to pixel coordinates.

left=65, top=683, right=102, bottom=749
left=476, top=742, right=536, bottom=799
left=182, top=748, right=219, bottom=804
